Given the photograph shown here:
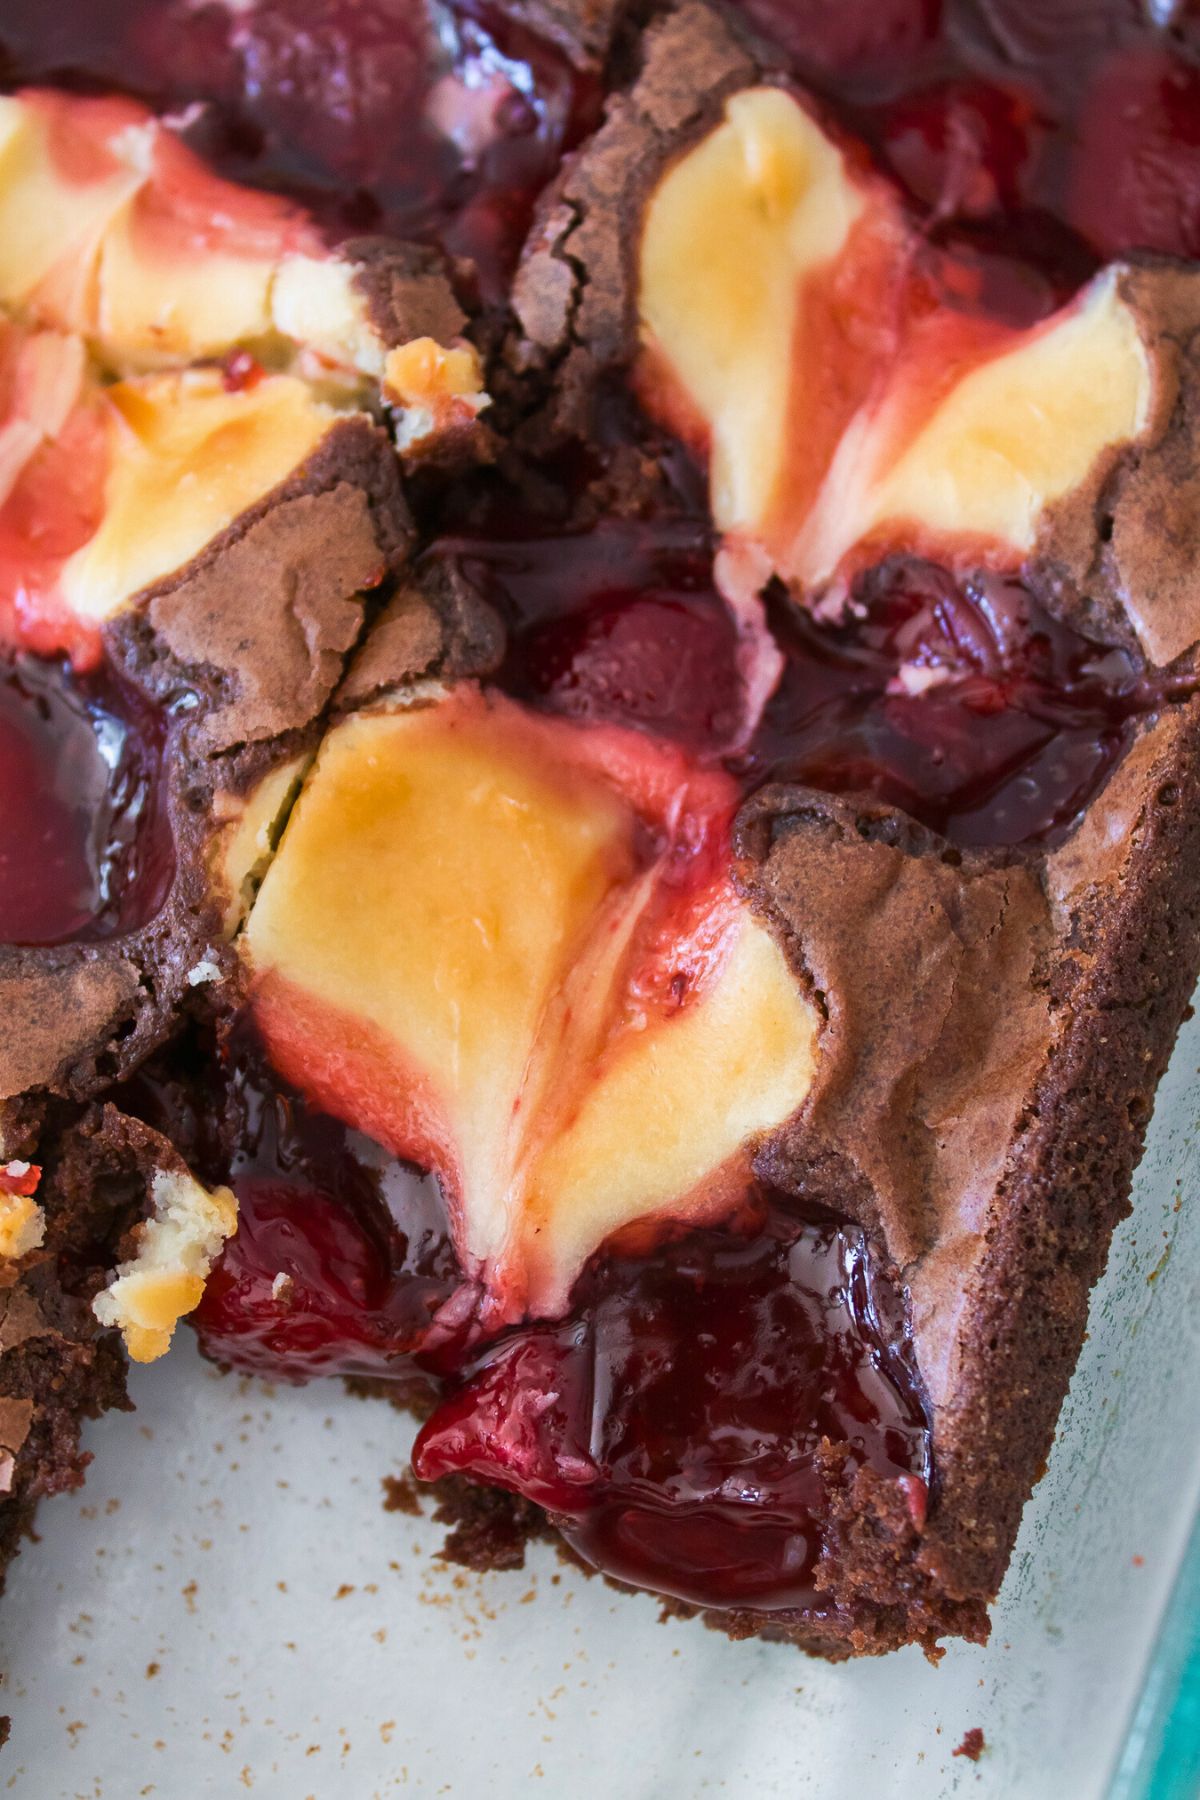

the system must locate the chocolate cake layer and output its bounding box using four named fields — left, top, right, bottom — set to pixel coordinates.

left=0, top=1106, right=153, bottom=1587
